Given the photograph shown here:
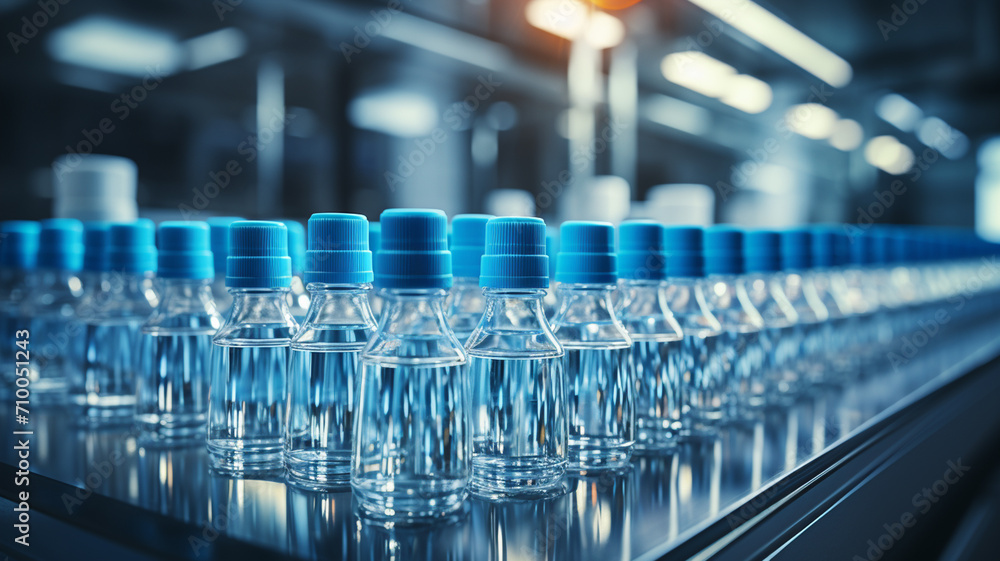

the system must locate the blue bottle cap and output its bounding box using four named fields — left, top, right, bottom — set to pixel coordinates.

left=743, top=230, right=781, bottom=273
left=809, top=226, right=838, bottom=268
left=556, top=221, right=617, bottom=285
left=662, top=226, right=704, bottom=278
left=109, top=219, right=157, bottom=274
left=832, top=230, right=851, bottom=267
left=368, top=222, right=380, bottom=278
left=278, top=219, right=306, bottom=276
left=848, top=230, right=875, bottom=265
left=704, top=225, right=743, bottom=276
left=545, top=226, right=558, bottom=280
left=226, top=221, right=292, bottom=288
left=872, top=229, right=893, bottom=265
left=157, top=222, right=214, bottom=280
left=375, top=209, right=451, bottom=289
left=1, top=221, right=41, bottom=270
left=618, top=220, right=667, bottom=281
left=83, top=222, right=111, bottom=272
left=450, top=214, right=494, bottom=279
left=38, top=218, right=84, bottom=271
left=305, top=213, right=373, bottom=285
left=779, top=228, right=811, bottom=271
left=480, top=217, right=549, bottom=289
left=207, top=216, right=244, bottom=276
